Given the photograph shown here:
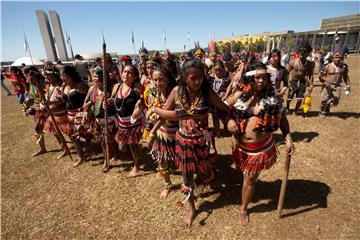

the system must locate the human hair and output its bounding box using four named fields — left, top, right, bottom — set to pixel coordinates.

left=269, top=48, right=281, bottom=66
left=95, top=57, right=102, bottom=64
left=45, top=67, right=63, bottom=86
left=28, top=68, right=46, bottom=91
left=163, top=59, right=178, bottom=80
left=94, top=69, right=112, bottom=94
left=61, top=65, right=82, bottom=83
left=214, top=60, right=225, bottom=69
left=123, top=64, right=140, bottom=87
left=178, top=60, right=211, bottom=104
left=10, top=66, right=20, bottom=74
left=153, top=65, right=177, bottom=93
left=23, top=66, right=40, bottom=77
